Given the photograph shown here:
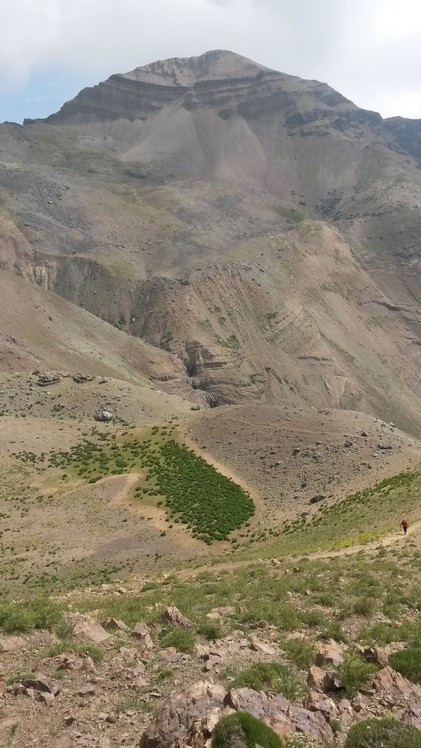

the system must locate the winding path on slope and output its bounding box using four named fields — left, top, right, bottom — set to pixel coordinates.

left=173, top=519, right=421, bottom=581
